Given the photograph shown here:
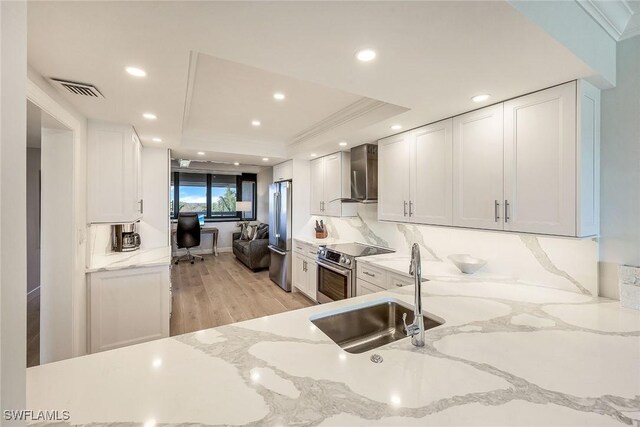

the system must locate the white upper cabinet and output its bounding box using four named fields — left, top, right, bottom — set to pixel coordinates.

left=273, top=160, right=293, bottom=182
left=503, top=82, right=576, bottom=235
left=411, top=119, right=453, bottom=226
left=379, top=121, right=453, bottom=225
left=378, top=80, right=600, bottom=238
left=576, top=81, right=600, bottom=237
left=378, top=133, right=411, bottom=222
left=309, top=152, right=357, bottom=217
left=452, top=104, right=504, bottom=230
left=309, top=157, right=325, bottom=215
left=88, top=120, right=143, bottom=223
